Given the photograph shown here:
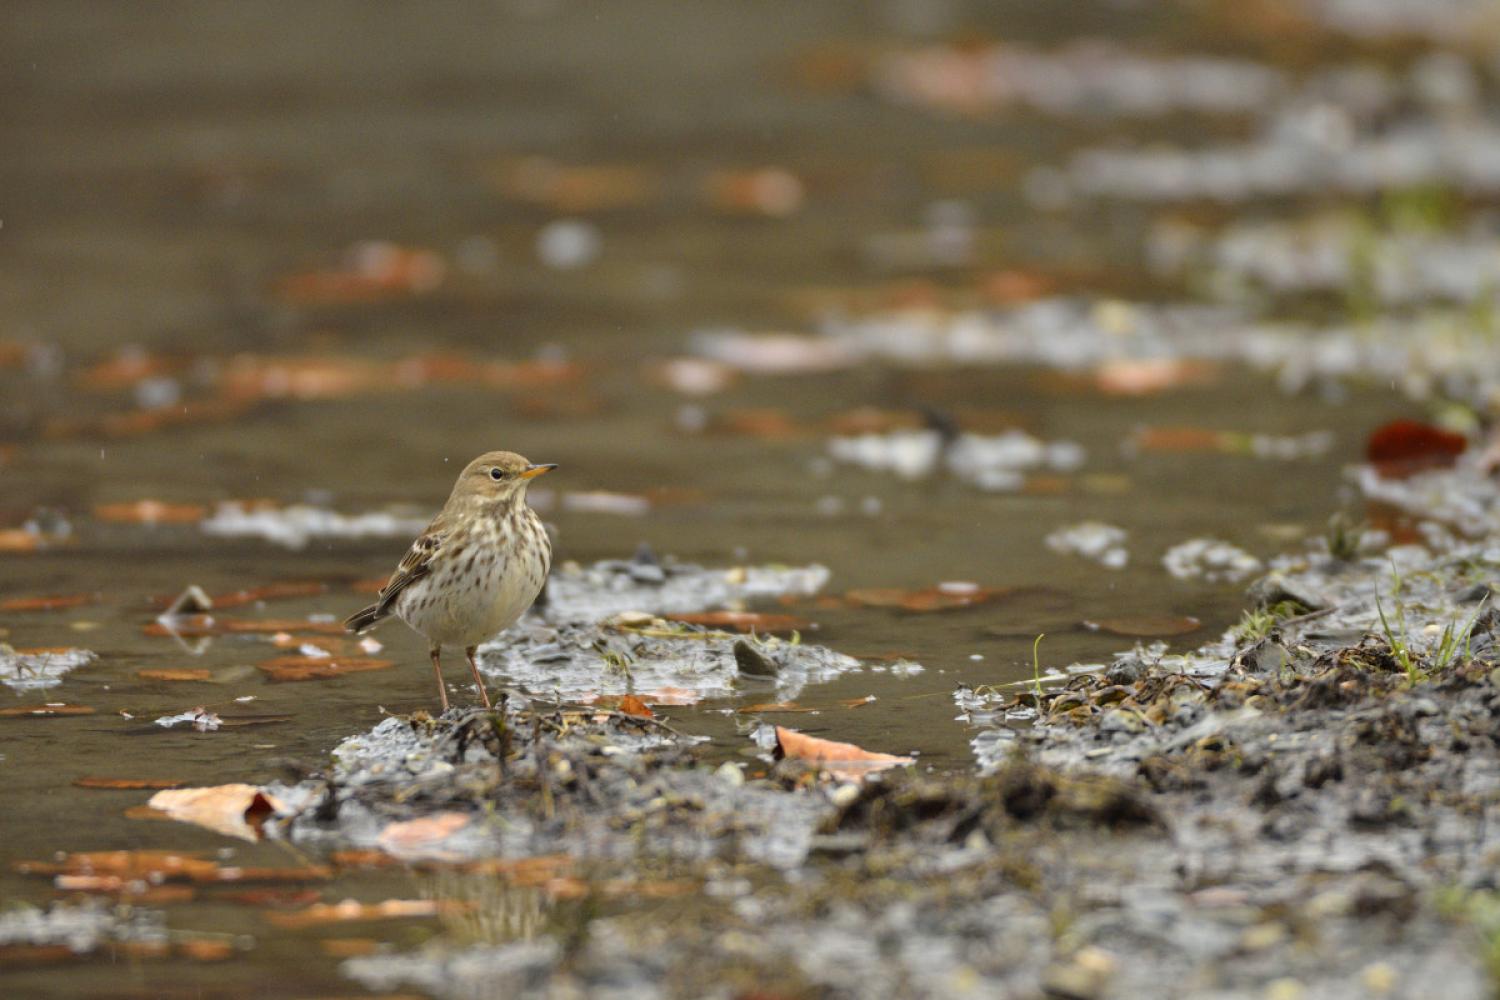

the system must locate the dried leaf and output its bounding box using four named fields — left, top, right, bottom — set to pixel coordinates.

left=1092, top=359, right=1220, bottom=396
left=256, top=656, right=394, bottom=681
left=209, top=581, right=329, bottom=608
left=846, top=582, right=1008, bottom=613
left=274, top=242, right=445, bottom=305
left=94, top=500, right=208, bottom=524
left=136, top=669, right=213, bottom=682
left=376, top=813, right=472, bottom=859
left=0, top=594, right=94, bottom=612
left=773, top=726, right=913, bottom=782
left=264, top=899, right=465, bottom=929
left=1367, top=419, right=1467, bottom=479
left=0, top=529, right=43, bottom=552
left=74, top=777, right=186, bottom=790
left=0, top=704, right=96, bottom=717
left=741, top=702, right=818, bottom=713
left=175, top=939, right=234, bottom=962
left=147, top=784, right=289, bottom=842
left=617, top=694, right=654, bottom=718
left=320, top=938, right=383, bottom=958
